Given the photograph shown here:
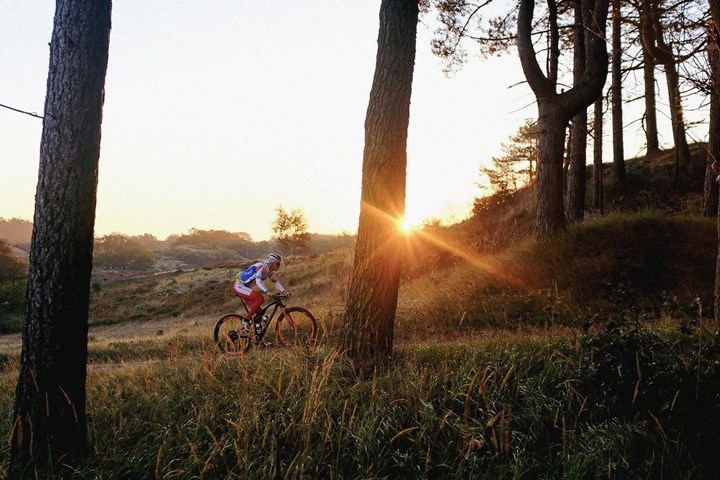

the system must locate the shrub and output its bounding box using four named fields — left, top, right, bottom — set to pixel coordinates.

left=94, top=234, right=156, bottom=270
left=0, top=239, right=26, bottom=333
